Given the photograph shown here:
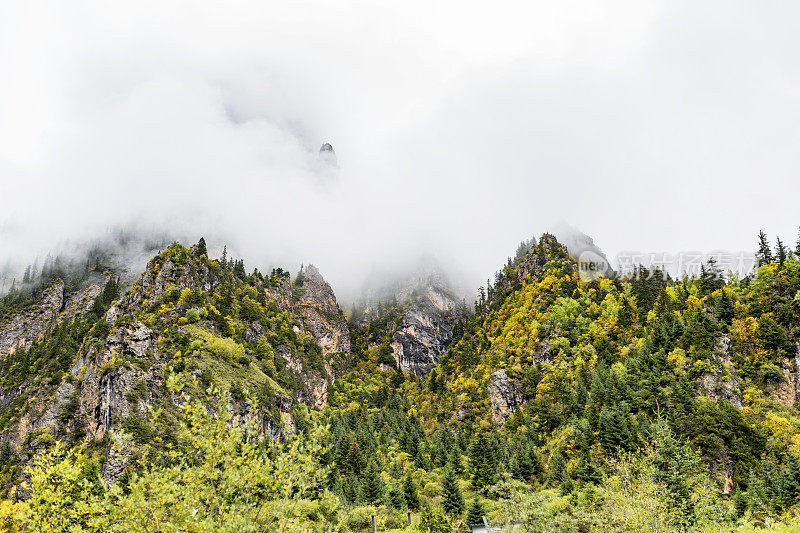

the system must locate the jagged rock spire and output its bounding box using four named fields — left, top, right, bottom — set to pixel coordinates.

left=318, top=142, right=337, bottom=166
